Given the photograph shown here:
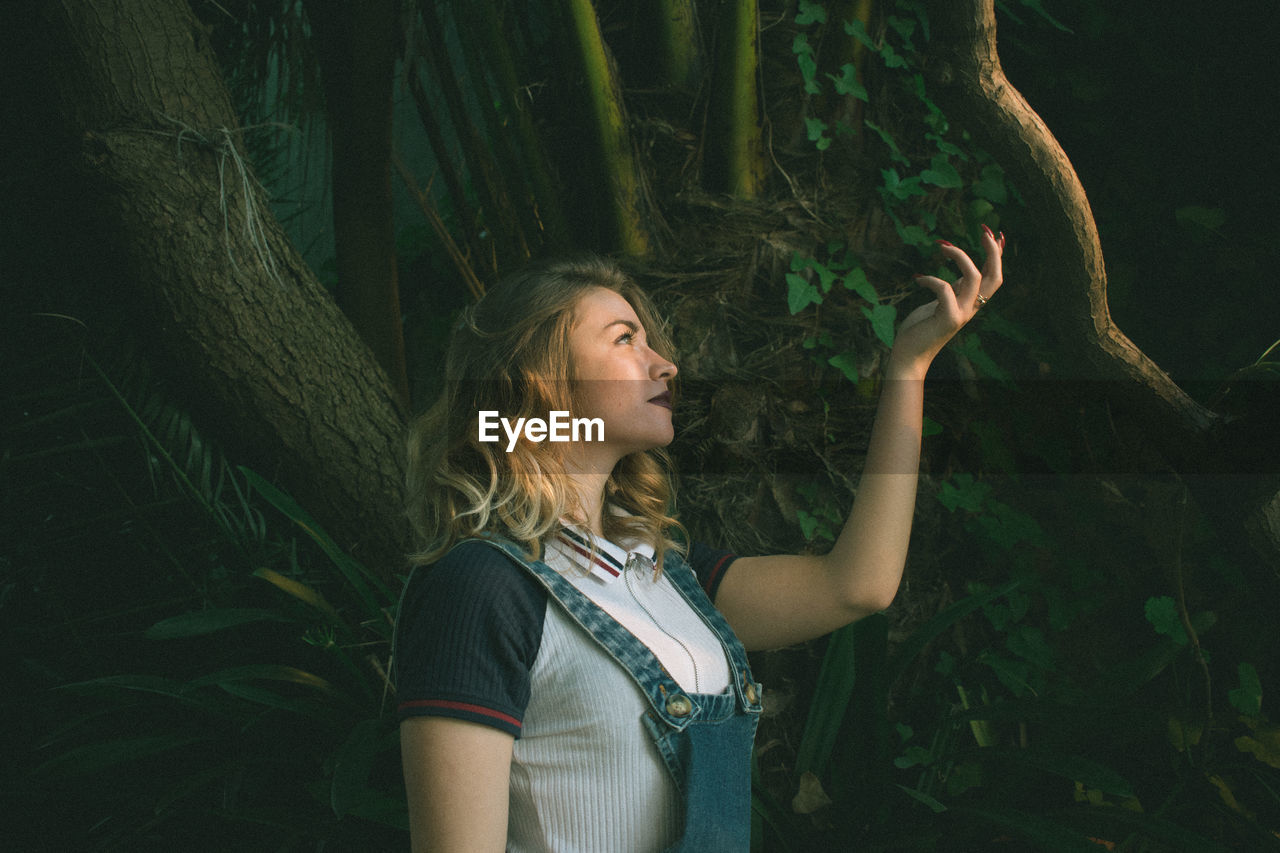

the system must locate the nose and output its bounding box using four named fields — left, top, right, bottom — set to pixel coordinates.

left=649, top=348, right=677, bottom=381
